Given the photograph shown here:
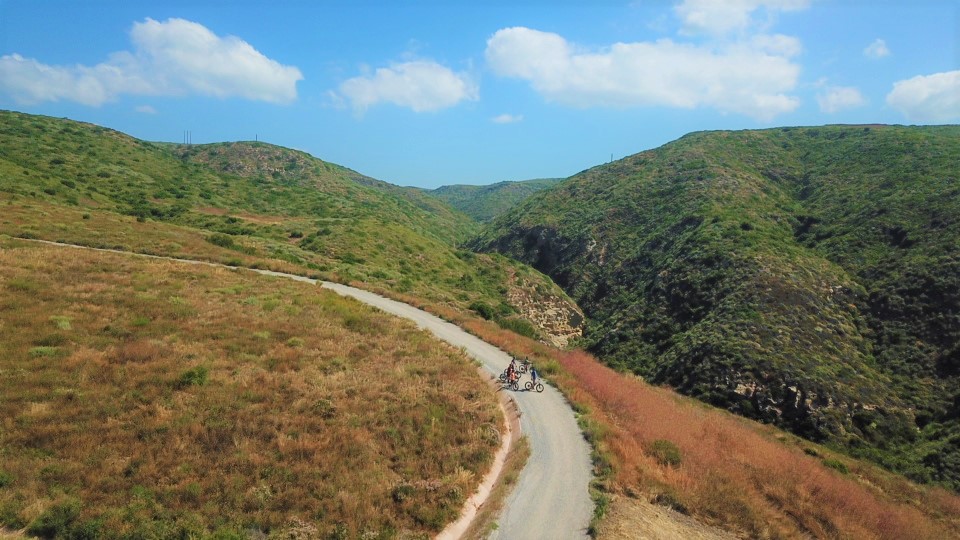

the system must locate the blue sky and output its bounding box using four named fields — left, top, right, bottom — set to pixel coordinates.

left=1, top=1, right=957, bottom=188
